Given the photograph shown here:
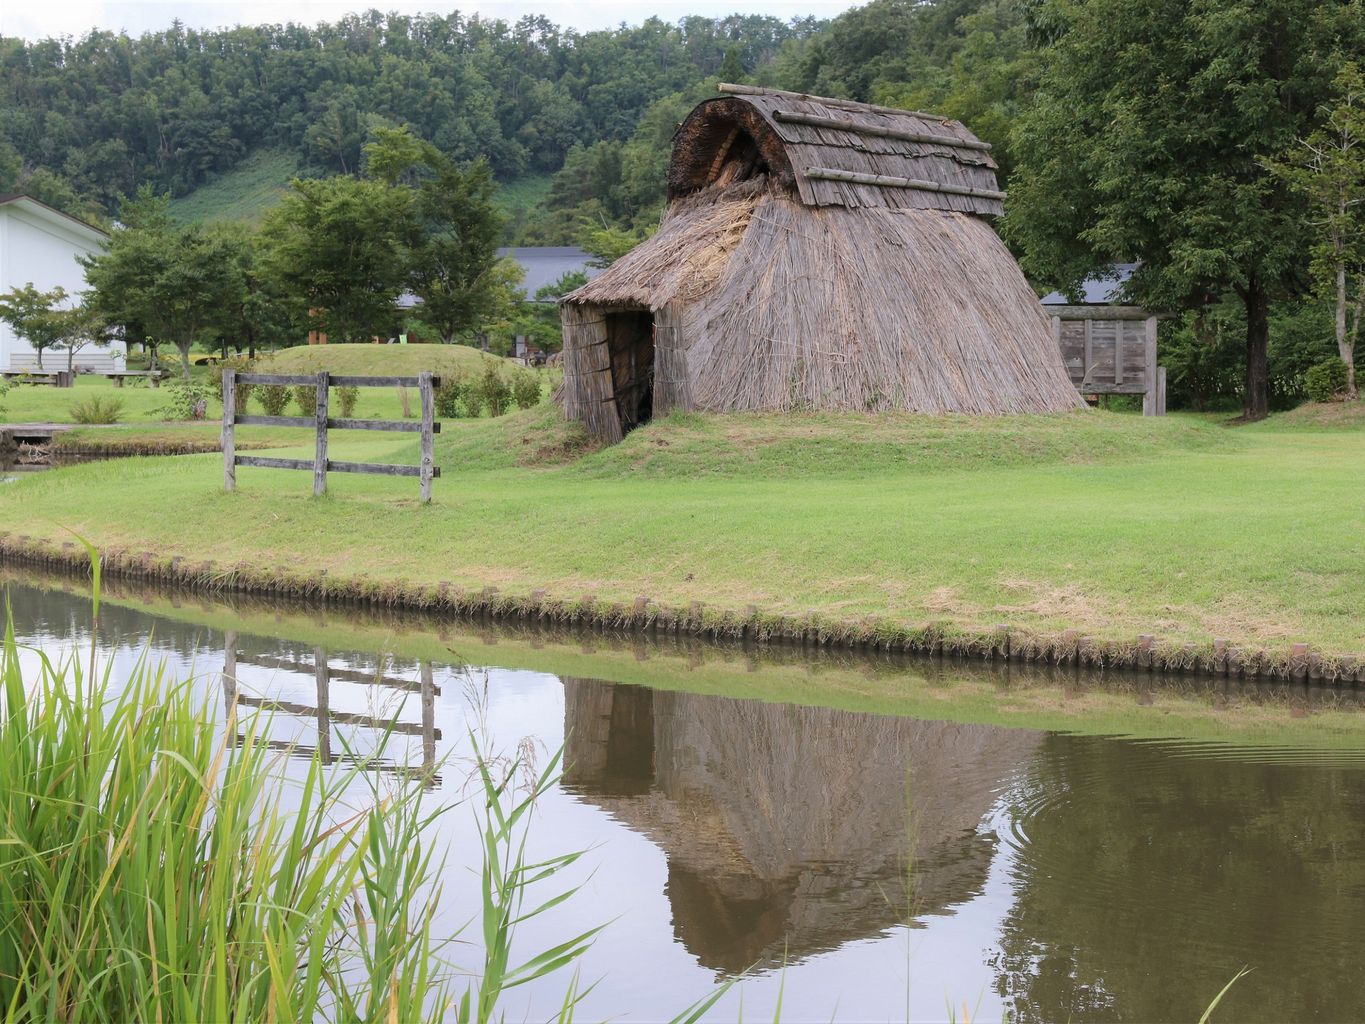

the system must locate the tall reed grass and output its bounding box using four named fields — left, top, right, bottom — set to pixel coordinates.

left=0, top=552, right=734, bottom=1023
left=0, top=623, right=455, bottom=1022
